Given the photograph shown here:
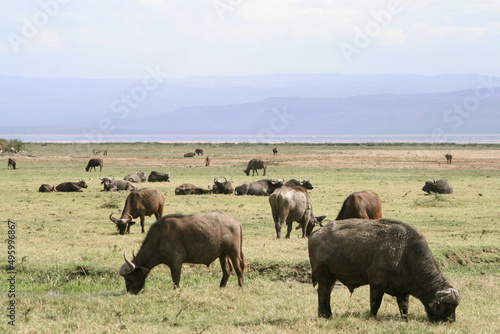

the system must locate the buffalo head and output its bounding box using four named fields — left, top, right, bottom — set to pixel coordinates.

left=425, top=287, right=460, bottom=322
left=119, top=249, right=148, bottom=294
left=110, top=213, right=136, bottom=235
